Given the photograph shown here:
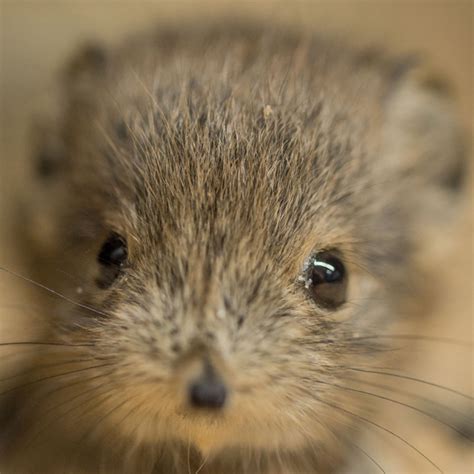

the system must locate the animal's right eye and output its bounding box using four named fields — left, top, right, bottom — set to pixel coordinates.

left=97, top=233, right=127, bottom=288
